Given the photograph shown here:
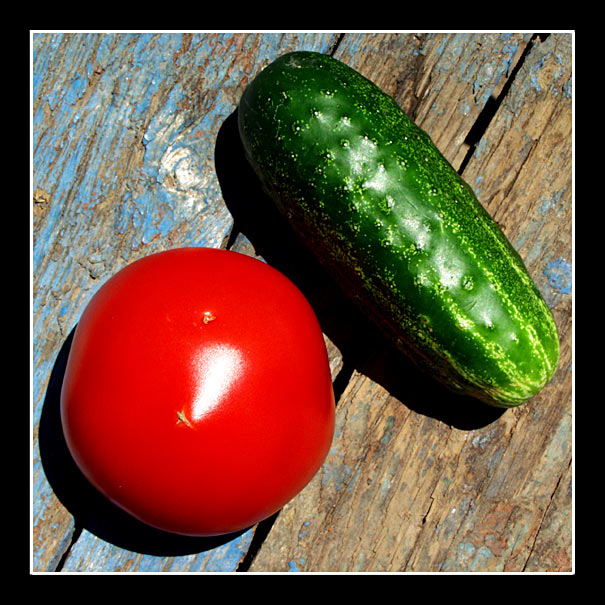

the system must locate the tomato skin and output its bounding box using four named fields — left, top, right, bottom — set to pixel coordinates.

left=60, top=247, right=335, bottom=537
